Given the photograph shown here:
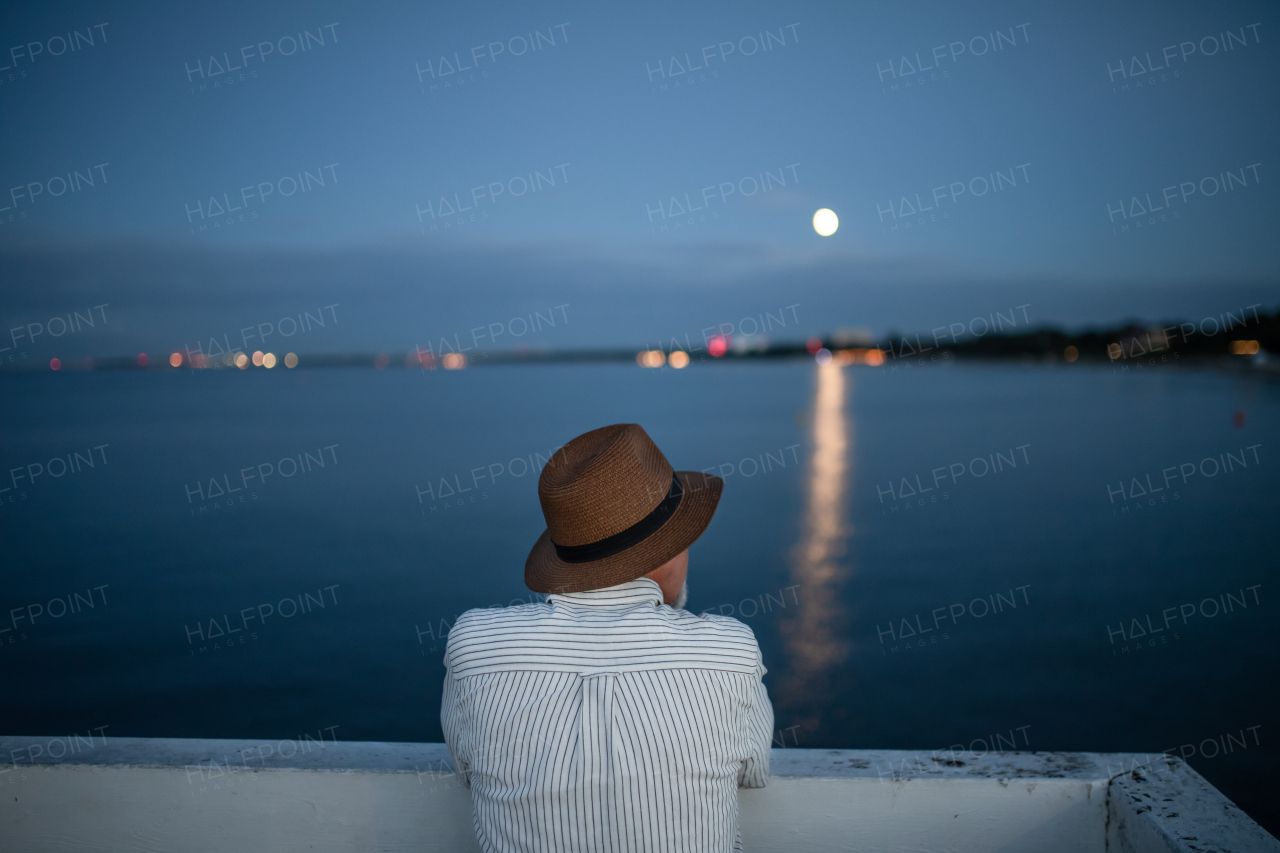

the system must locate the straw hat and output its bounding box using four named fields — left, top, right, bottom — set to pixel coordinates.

left=525, top=424, right=724, bottom=594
